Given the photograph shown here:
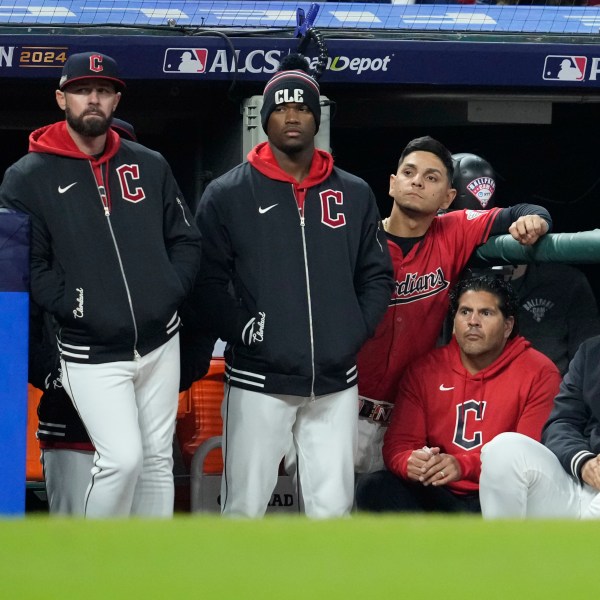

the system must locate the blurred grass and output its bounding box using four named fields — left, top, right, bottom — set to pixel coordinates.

left=0, top=515, right=596, bottom=599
